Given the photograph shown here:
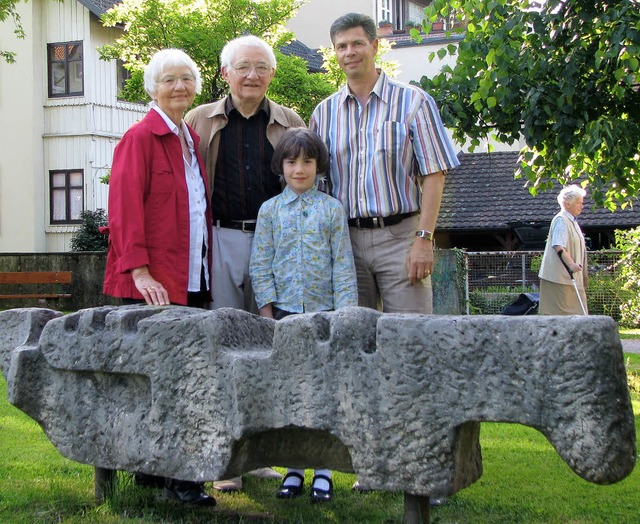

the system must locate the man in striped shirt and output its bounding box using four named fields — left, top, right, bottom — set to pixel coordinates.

left=310, top=12, right=460, bottom=316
